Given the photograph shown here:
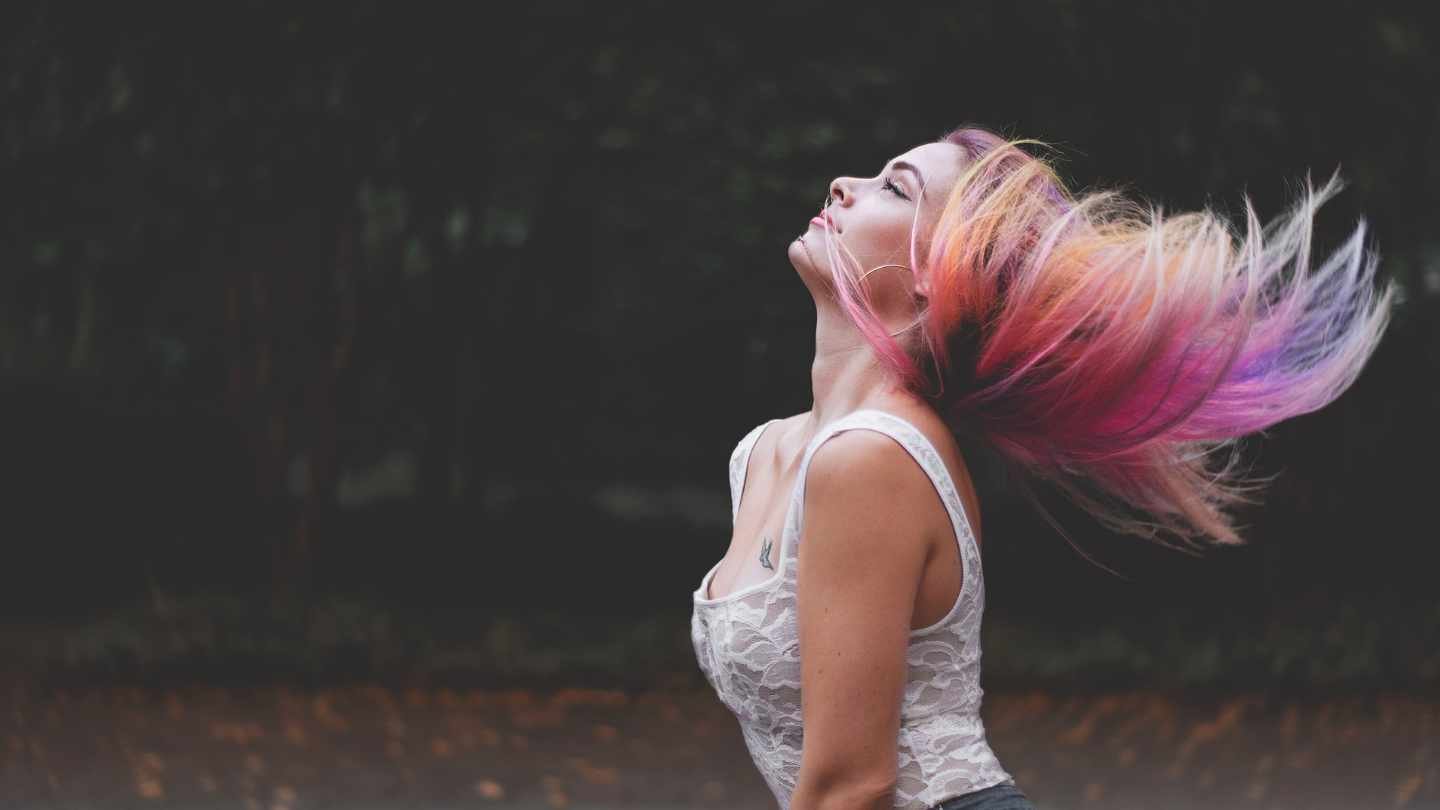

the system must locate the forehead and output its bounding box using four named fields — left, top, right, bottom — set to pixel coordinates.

left=888, top=141, right=966, bottom=194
